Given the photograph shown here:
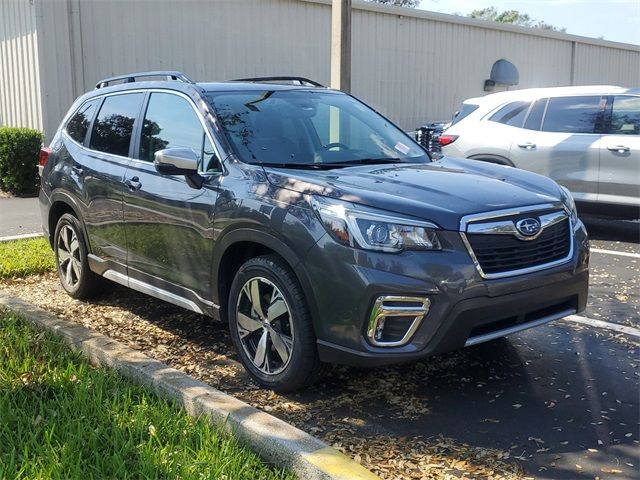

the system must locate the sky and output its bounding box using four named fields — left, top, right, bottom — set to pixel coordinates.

left=417, top=0, right=640, bottom=45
